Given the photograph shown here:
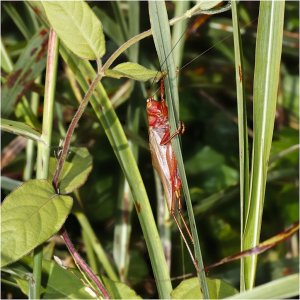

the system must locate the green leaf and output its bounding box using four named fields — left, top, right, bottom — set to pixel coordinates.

left=105, top=62, right=161, bottom=82
left=1, top=179, right=73, bottom=267
left=171, top=277, right=238, bottom=299
left=1, top=118, right=42, bottom=143
left=102, top=276, right=142, bottom=299
left=243, top=1, right=285, bottom=289
left=1, top=28, right=49, bottom=117
left=227, top=274, right=299, bottom=299
left=48, top=147, right=93, bottom=194
left=231, top=2, right=250, bottom=274
left=42, top=1, right=105, bottom=60
left=42, top=261, right=97, bottom=299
